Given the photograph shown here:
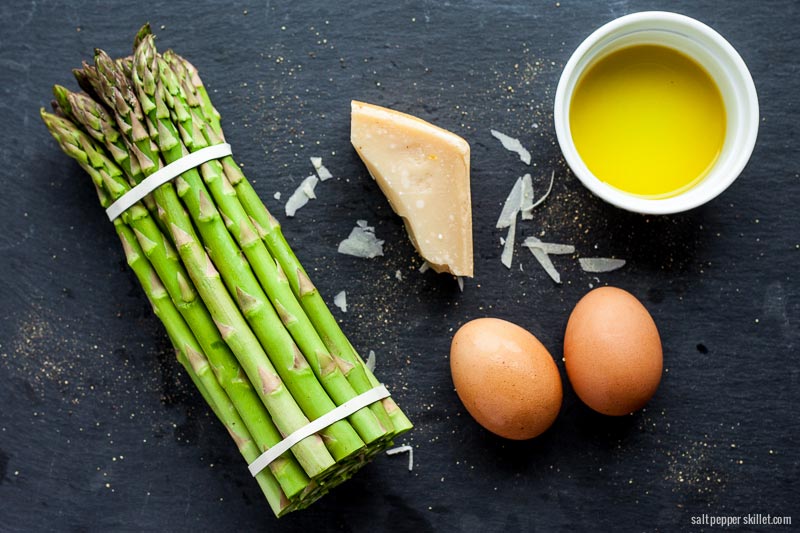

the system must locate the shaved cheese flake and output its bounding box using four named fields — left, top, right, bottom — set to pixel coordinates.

left=501, top=217, right=516, bottom=269
left=525, top=236, right=562, bottom=284
left=523, top=237, right=575, bottom=255
left=310, top=156, right=334, bottom=181
left=457, top=276, right=464, bottom=292
left=395, top=270, right=403, bottom=281
left=520, top=173, right=535, bottom=220
left=528, top=170, right=555, bottom=211
left=491, top=129, right=531, bottom=165
left=333, top=290, right=347, bottom=312
left=419, top=261, right=430, bottom=273
left=496, top=176, right=524, bottom=228
left=285, top=175, right=319, bottom=217
left=579, top=257, right=626, bottom=273
left=337, top=220, right=384, bottom=258
left=386, top=445, right=414, bottom=471
left=273, top=191, right=281, bottom=200
left=366, top=350, right=376, bottom=372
